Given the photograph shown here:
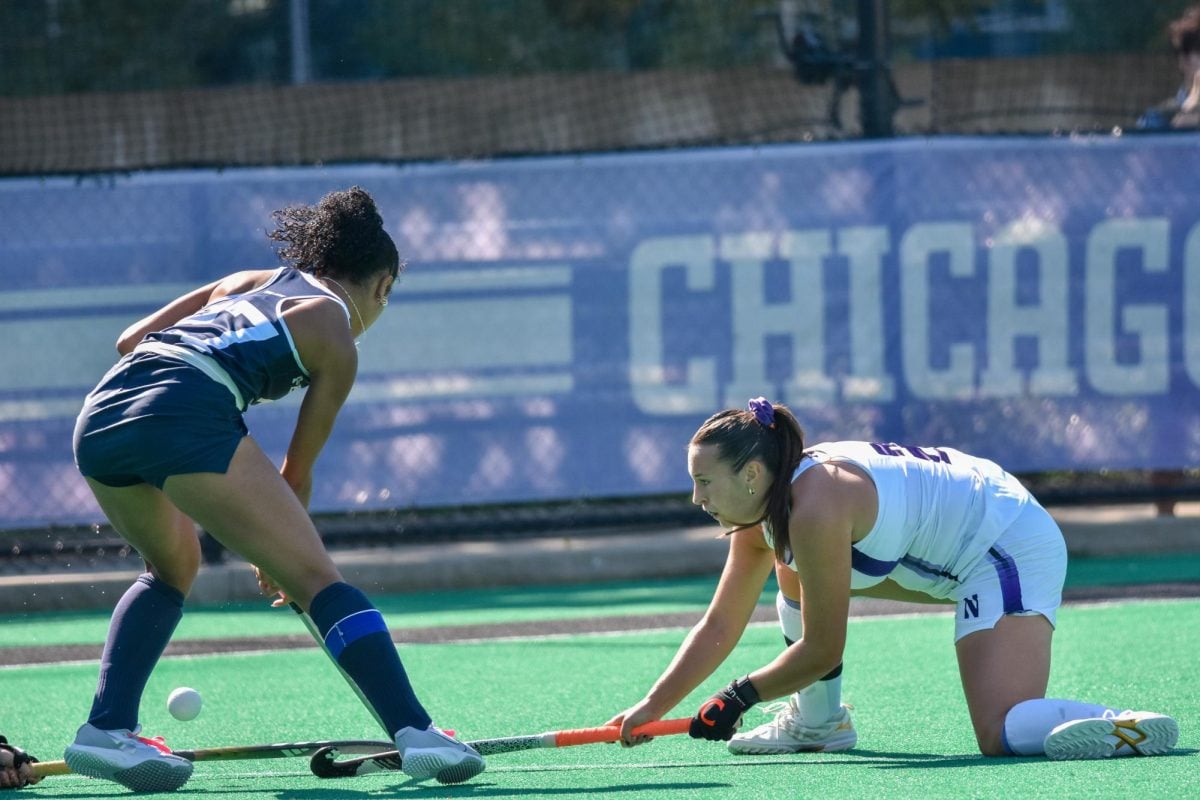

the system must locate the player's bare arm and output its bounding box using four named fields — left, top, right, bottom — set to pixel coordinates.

left=613, top=527, right=775, bottom=741
left=250, top=296, right=356, bottom=606
left=746, top=465, right=859, bottom=700
left=278, top=296, right=358, bottom=506
left=114, top=270, right=276, bottom=355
